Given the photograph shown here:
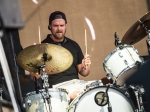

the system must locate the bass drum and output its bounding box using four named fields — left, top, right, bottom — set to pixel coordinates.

left=67, top=86, right=135, bottom=112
